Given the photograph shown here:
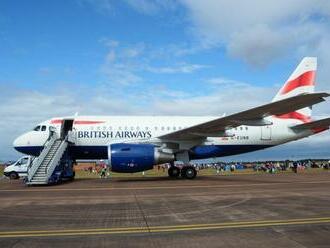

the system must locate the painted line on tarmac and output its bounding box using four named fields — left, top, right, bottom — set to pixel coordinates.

left=0, top=216, right=330, bottom=238
left=0, top=180, right=330, bottom=192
